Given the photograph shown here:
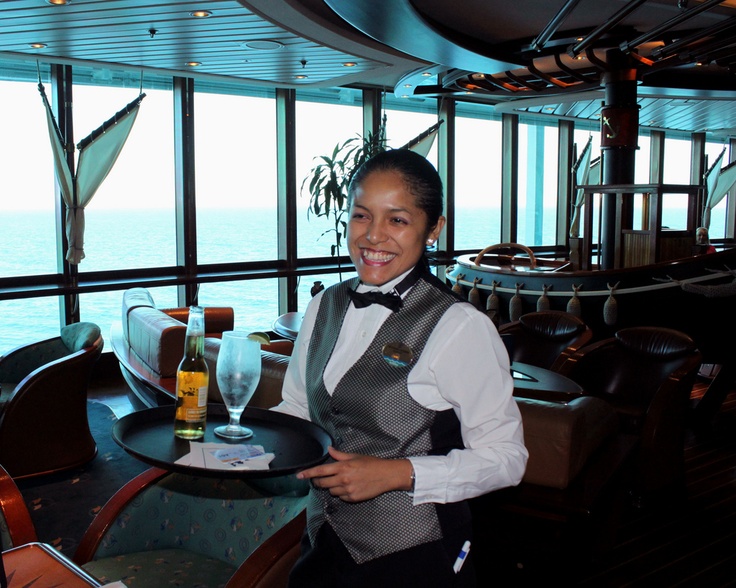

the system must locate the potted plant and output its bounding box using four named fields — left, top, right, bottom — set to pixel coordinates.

left=302, top=120, right=387, bottom=276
